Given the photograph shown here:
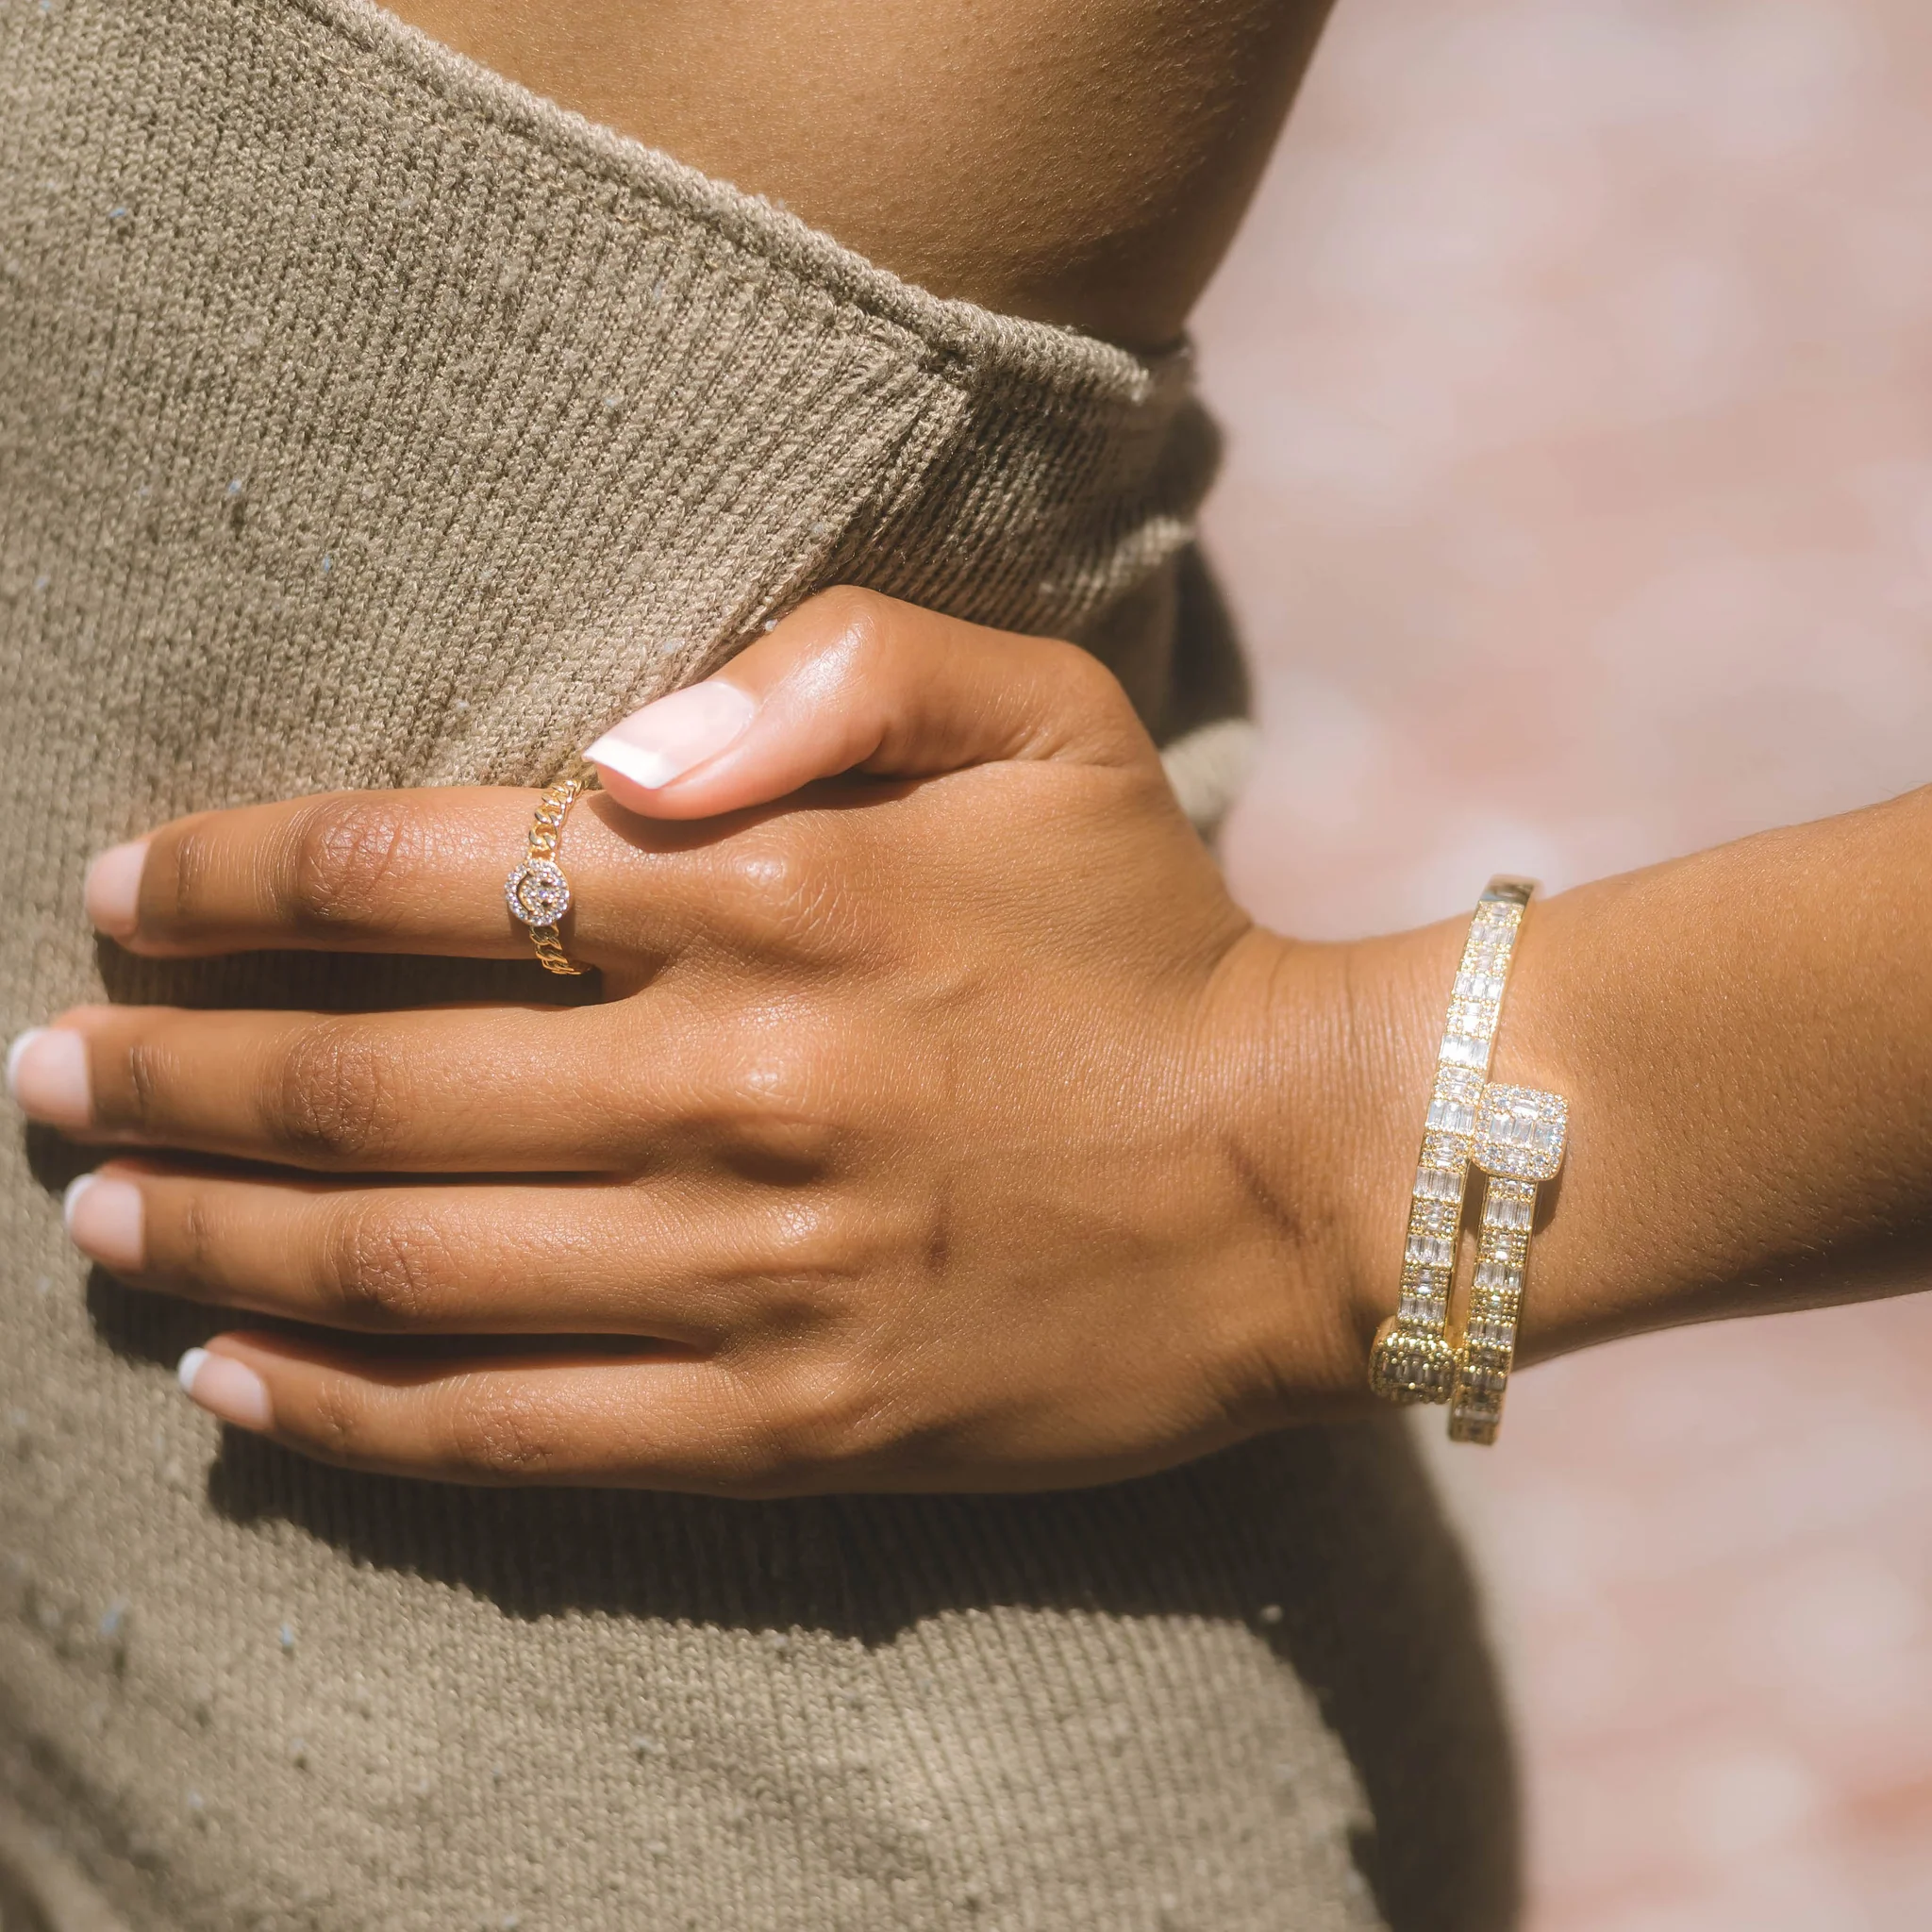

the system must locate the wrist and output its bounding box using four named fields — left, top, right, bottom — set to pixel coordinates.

left=1205, top=920, right=1457, bottom=1420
